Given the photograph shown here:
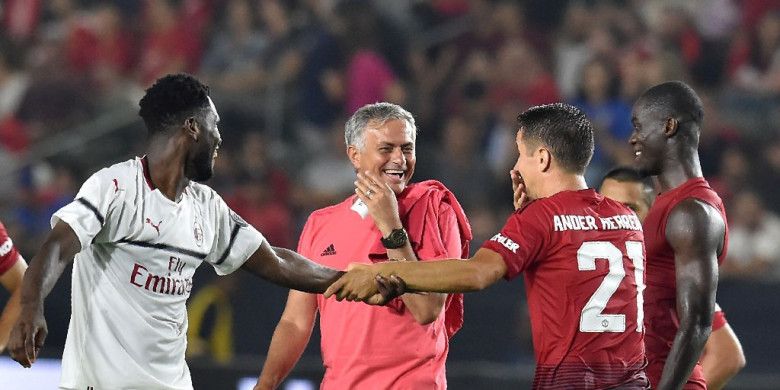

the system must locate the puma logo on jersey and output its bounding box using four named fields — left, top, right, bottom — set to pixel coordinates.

left=146, top=218, right=162, bottom=235
left=490, top=232, right=519, bottom=253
